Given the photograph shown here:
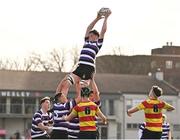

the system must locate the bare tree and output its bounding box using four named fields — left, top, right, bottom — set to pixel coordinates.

left=23, top=58, right=34, bottom=71
left=0, top=59, right=19, bottom=70
left=49, top=48, right=65, bottom=72
left=0, top=48, right=67, bottom=72
left=28, top=52, right=56, bottom=71
left=70, top=46, right=80, bottom=68
left=0, top=59, right=7, bottom=70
